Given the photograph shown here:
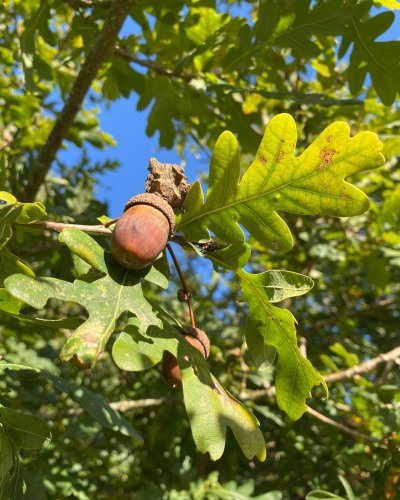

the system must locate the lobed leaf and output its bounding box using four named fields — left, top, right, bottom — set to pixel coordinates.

left=113, top=321, right=266, bottom=461
left=0, top=193, right=45, bottom=283
left=4, top=229, right=164, bottom=367
left=205, top=244, right=326, bottom=421
left=342, top=10, right=400, bottom=105
left=176, top=114, right=384, bottom=251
